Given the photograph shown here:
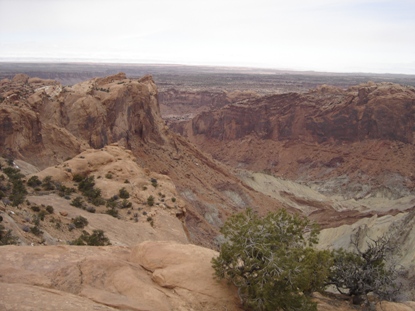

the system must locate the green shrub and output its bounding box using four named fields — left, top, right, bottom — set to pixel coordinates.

left=150, top=178, right=158, bottom=188
left=73, top=174, right=84, bottom=182
left=106, top=197, right=118, bottom=209
left=2, top=167, right=24, bottom=181
left=10, top=179, right=27, bottom=206
left=38, top=210, right=47, bottom=221
left=42, top=176, right=55, bottom=190
left=27, top=176, right=42, bottom=188
left=46, top=205, right=54, bottom=214
left=77, top=176, right=105, bottom=206
left=105, top=173, right=113, bottom=179
left=105, top=208, right=119, bottom=218
left=147, top=195, right=155, bottom=206
left=71, top=196, right=84, bottom=209
left=147, top=216, right=154, bottom=227
left=212, top=208, right=330, bottom=311
left=119, top=187, right=130, bottom=199
left=78, top=175, right=94, bottom=193
left=30, top=225, right=43, bottom=236
left=329, top=230, right=405, bottom=304
left=31, top=205, right=40, bottom=212
left=56, top=184, right=75, bottom=197
left=71, top=229, right=111, bottom=246
left=0, top=225, right=18, bottom=245
left=120, top=199, right=132, bottom=209
left=72, top=216, right=88, bottom=228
